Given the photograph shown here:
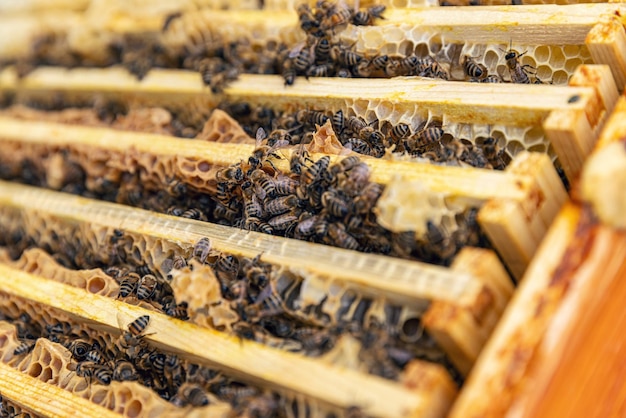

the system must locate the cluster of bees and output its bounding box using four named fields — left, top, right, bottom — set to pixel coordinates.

left=3, top=310, right=286, bottom=416
left=221, top=103, right=510, bottom=169
left=207, top=137, right=485, bottom=264
left=0, top=225, right=462, bottom=414
left=0, top=135, right=487, bottom=267
left=0, top=394, right=29, bottom=418
left=6, top=0, right=544, bottom=91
